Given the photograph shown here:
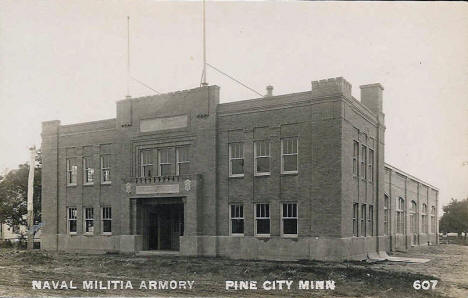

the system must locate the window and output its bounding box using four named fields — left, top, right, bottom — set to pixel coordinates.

left=396, top=197, right=405, bottom=234
left=255, top=203, right=270, bottom=236
left=360, top=145, right=367, bottom=179
left=140, top=149, right=153, bottom=177
left=384, top=194, right=389, bottom=235
left=431, top=206, right=436, bottom=234
left=158, top=148, right=173, bottom=176
left=83, top=157, right=94, bottom=184
left=353, top=203, right=359, bottom=236
left=100, top=155, right=111, bottom=183
left=67, top=207, right=77, bottom=234
left=421, top=204, right=428, bottom=233
left=176, top=146, right=190, bottom=176
left=410, top=201, right=417, bottom=235
left=254, top=140, right=270, bottom=175
left=368, top=149, right=374, bottom=182
left=66, top=159, right=77, bottom=186
left=281, top=137, right=298, bottom=174
left=353, top=141, right=359, bottom=176
left=101, top=207, right=112, bottom=234
left=229, top=204, right=244, bottom=235
left=84, top=208, right=94, bottom=234
left=368, top=205, right=374, bottom=236
left=361, top=204, right=367, bottom=236
left=282, top=203, right=298, bottom=236
left=229, top=143, right=244, bottom=177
